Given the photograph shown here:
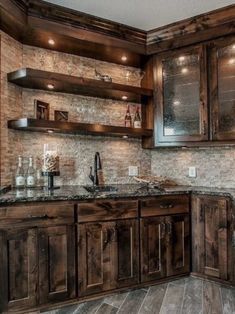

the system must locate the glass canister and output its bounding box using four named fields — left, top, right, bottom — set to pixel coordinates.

left=42, top=143, right=60, bottom=174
